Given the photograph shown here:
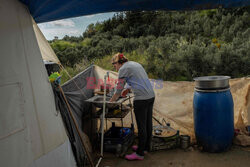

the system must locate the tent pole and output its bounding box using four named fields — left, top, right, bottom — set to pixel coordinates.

left=58, top=85, right=94, bottom=167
